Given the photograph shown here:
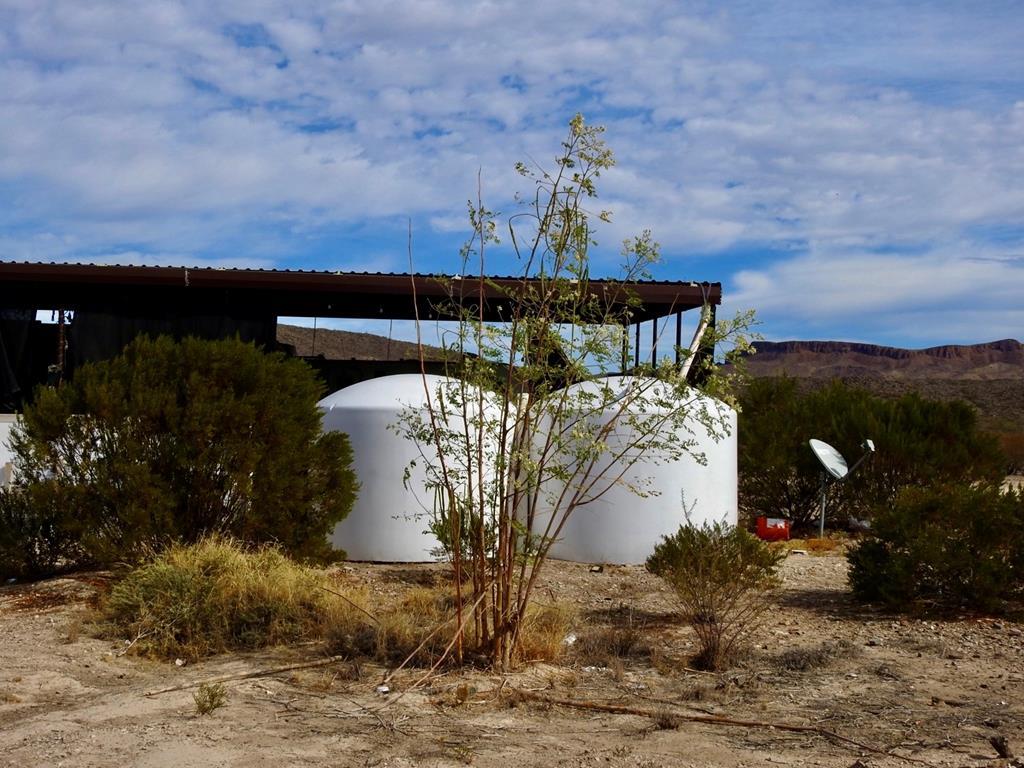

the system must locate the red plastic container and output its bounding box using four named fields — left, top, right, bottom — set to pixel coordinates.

left=756, top=516, right=791, bottom=542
